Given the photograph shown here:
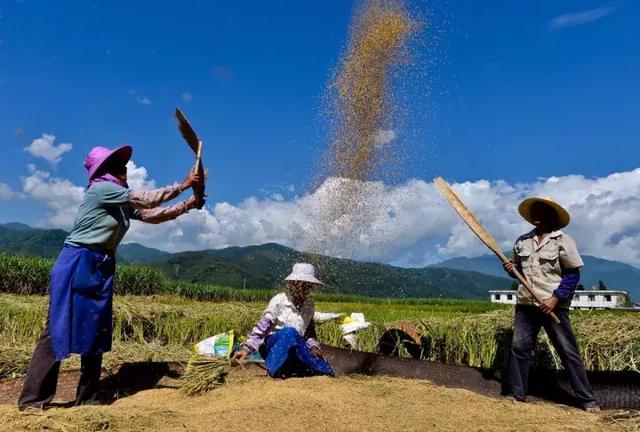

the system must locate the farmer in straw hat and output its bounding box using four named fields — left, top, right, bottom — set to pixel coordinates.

left=233, top=263, right=335, bottom=378
left=18, top=145, right=203, bottom=411
left=503, top=196, right=600, bottom=412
